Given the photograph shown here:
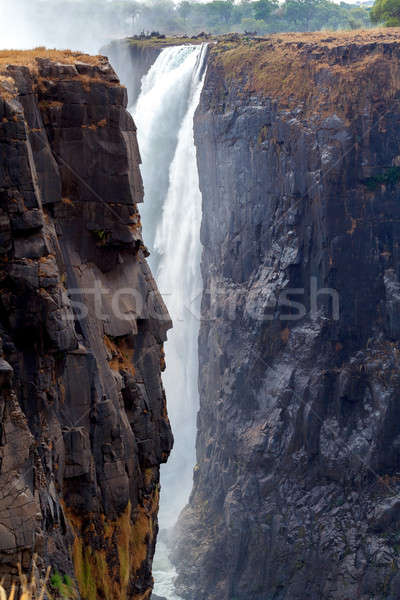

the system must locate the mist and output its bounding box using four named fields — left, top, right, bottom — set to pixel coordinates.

left=0, top=0, right=192, bottom=55
left=0, top=0, right=136, bottom=53
left=0, top=0, right=372, bottom=55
